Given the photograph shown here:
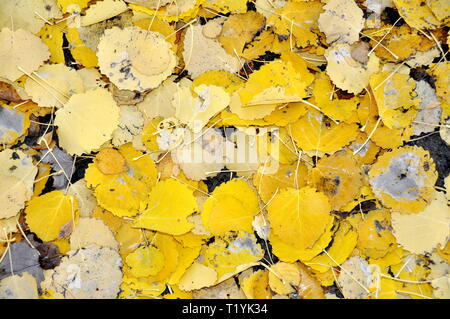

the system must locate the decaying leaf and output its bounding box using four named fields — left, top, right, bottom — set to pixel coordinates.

left=0, top=273, right=39, bottom=299
left=41, top=245, right=122, bottom=298
left=97, top=26, right=176, bottom=91
left=368, top=146, right=437, bottom=214
left=325, top=43, right=380, bottom=94
left=0, top=241, right=44, bottom=284
left=309, top=151, right=363, bottom=210
left=318, top=0, right=364, bottom=44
